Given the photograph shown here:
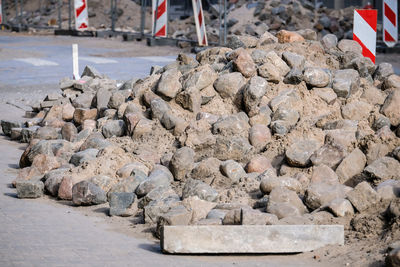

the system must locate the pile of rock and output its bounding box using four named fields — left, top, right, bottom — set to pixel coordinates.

left=2, top=29, right=400, bottom=261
